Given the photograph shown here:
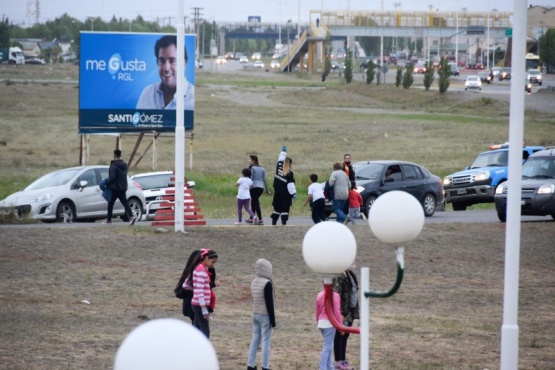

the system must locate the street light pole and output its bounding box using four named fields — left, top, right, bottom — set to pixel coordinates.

left=487, top=11, right=490, bottom=70
left=303, top=191, right=424, bottom=370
